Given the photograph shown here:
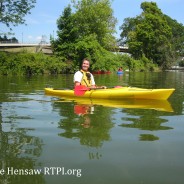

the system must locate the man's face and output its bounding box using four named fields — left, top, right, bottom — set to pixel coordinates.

left=82, top=60, right=90, bottom=71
